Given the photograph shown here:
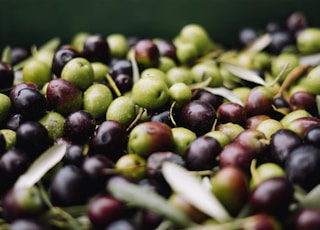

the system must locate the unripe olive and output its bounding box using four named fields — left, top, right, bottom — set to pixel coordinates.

left=115, top=153, right=147, bottom=181
left=107, top=33, right=129, bottom=59
left=297, top=28, right=320, bottom=54
left=271, top=53, right=299, bottom=83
